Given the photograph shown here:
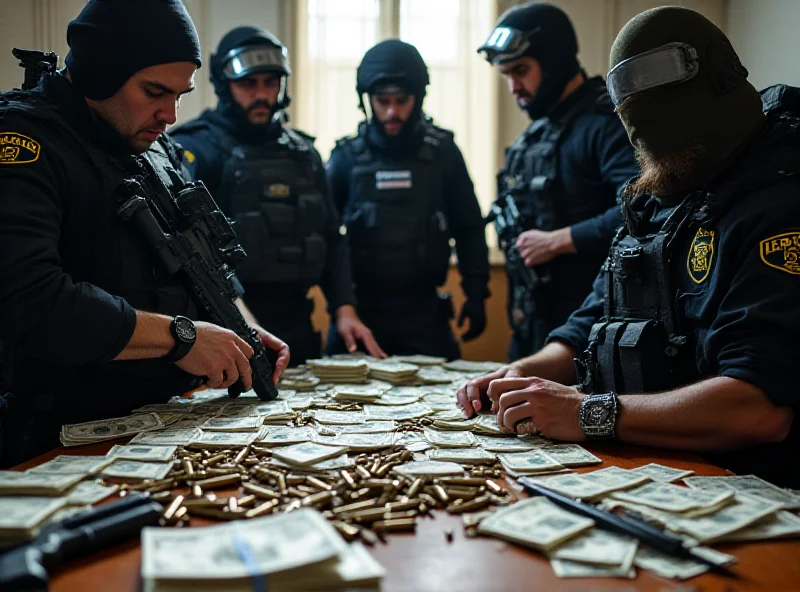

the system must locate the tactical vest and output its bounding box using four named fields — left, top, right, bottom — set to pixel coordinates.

left=499, top=78, right=615, bottom=231
left=577, top=109, right=800, bottom=396
left=203, top=123, right=328, bottom=285
left=338, top=123, right=452, bottom=287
